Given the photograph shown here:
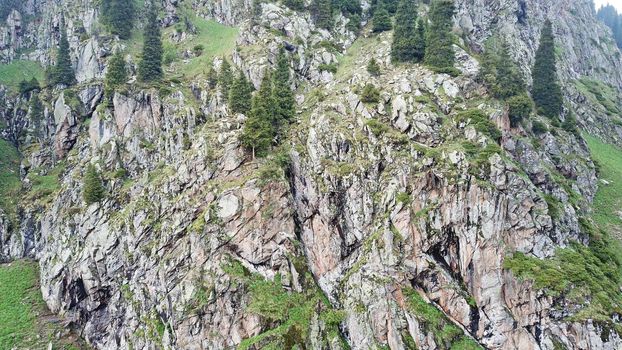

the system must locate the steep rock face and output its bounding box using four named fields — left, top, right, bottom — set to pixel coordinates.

left=0, top=0, right=621, bottom=349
